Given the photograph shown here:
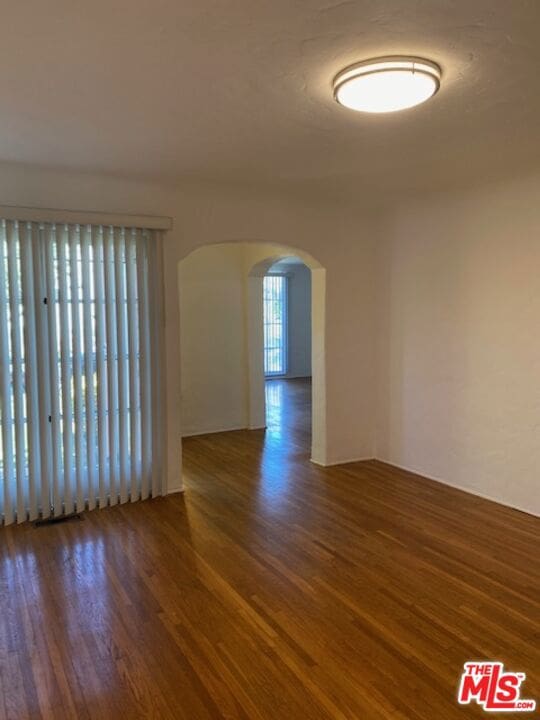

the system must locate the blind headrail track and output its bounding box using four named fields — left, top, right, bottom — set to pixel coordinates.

left=0, top=205, right=172, bottom=231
